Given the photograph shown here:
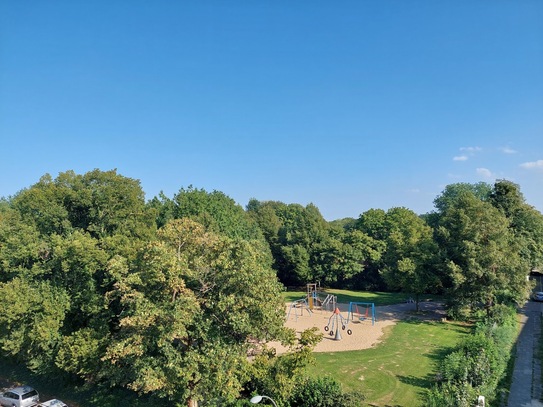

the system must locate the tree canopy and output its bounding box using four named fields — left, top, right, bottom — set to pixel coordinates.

left=1, top=170, right=542, bottom=405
